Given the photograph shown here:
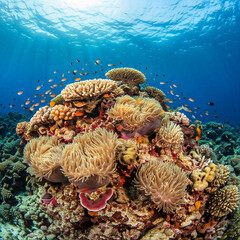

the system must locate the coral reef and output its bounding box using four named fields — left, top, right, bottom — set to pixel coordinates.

left=5, top=67, right=238, bottom=239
